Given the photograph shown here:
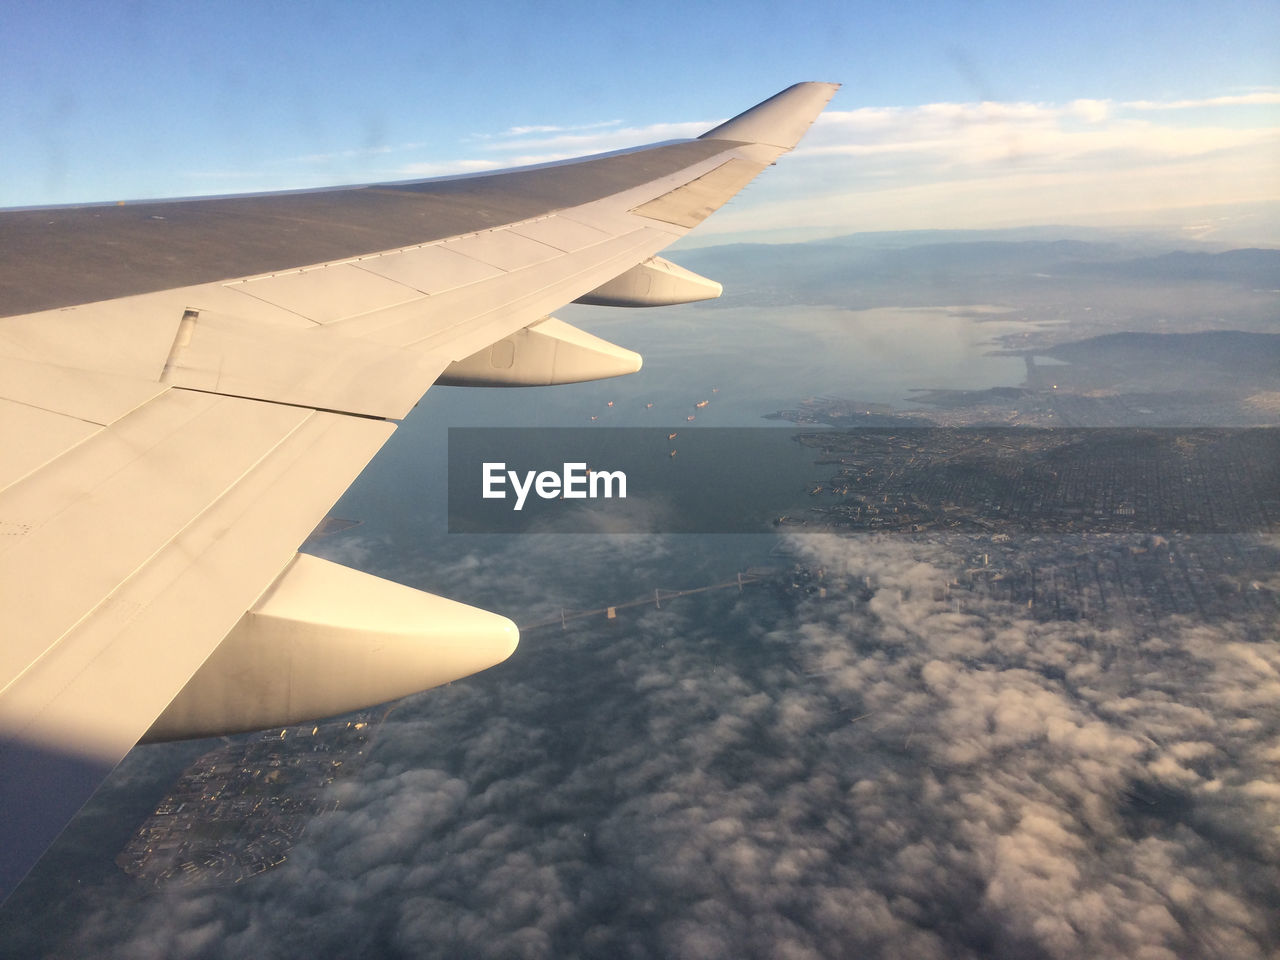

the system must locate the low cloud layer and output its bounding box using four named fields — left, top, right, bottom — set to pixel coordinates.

left=27, top=531, right=1279, bottom=959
